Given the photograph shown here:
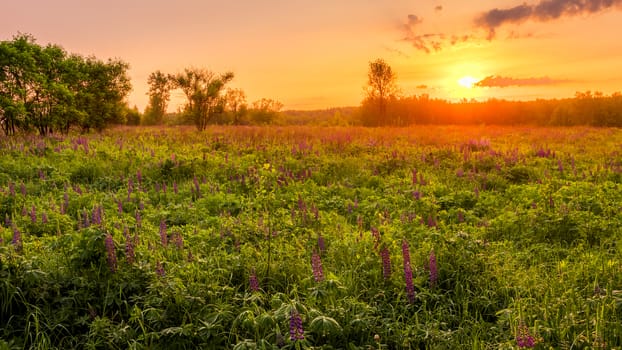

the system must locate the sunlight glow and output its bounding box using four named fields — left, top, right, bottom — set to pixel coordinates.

left=458, top=76, right=479, bottom=89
